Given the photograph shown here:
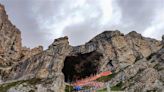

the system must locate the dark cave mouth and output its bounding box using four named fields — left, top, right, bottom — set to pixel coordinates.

left=62, top=51, right=103, bottom=83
